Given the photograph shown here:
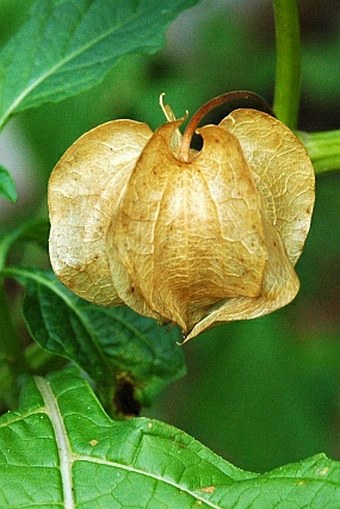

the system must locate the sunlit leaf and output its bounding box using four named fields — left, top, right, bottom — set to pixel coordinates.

left=0, top=368, right=339, bottom=508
